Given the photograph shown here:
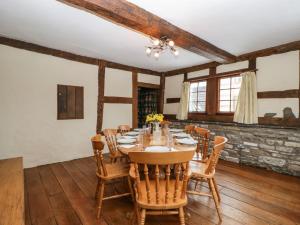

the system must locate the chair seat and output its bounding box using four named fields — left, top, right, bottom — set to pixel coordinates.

left=136, top=180, right=187, bottom=210
left=190, top=161, right=214, bottom=179
left=111, top=150, right=125, bottom=158
left=97, top=161, right=129, bottom=180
